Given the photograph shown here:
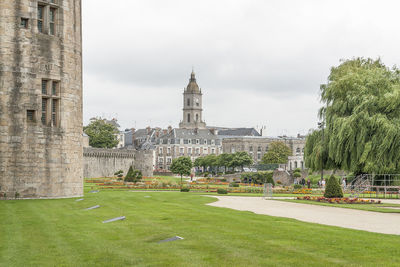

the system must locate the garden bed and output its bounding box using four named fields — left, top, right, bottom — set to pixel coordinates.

left=297, top=196, right=381, bottom=204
